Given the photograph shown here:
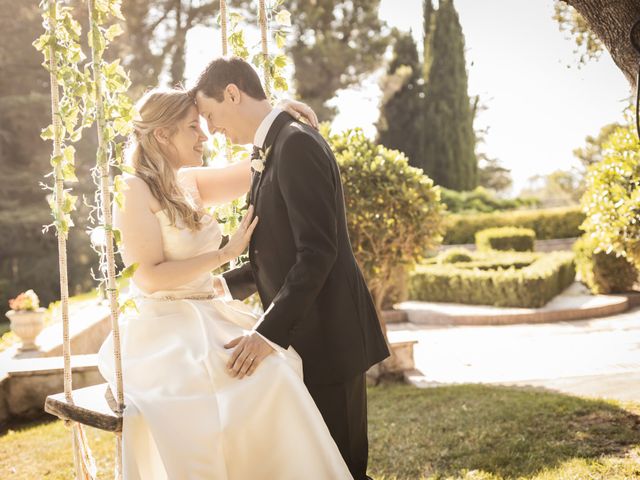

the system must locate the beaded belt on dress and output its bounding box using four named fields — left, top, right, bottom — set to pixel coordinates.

left=133, top=293, right=219, bottom=301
